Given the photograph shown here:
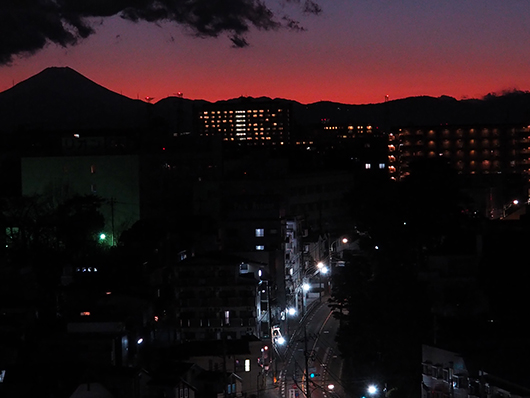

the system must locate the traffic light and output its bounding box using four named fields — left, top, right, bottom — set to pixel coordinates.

left=309, top=373, right=320, bottom=378
left=310, top=373, right=315, bottom=378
